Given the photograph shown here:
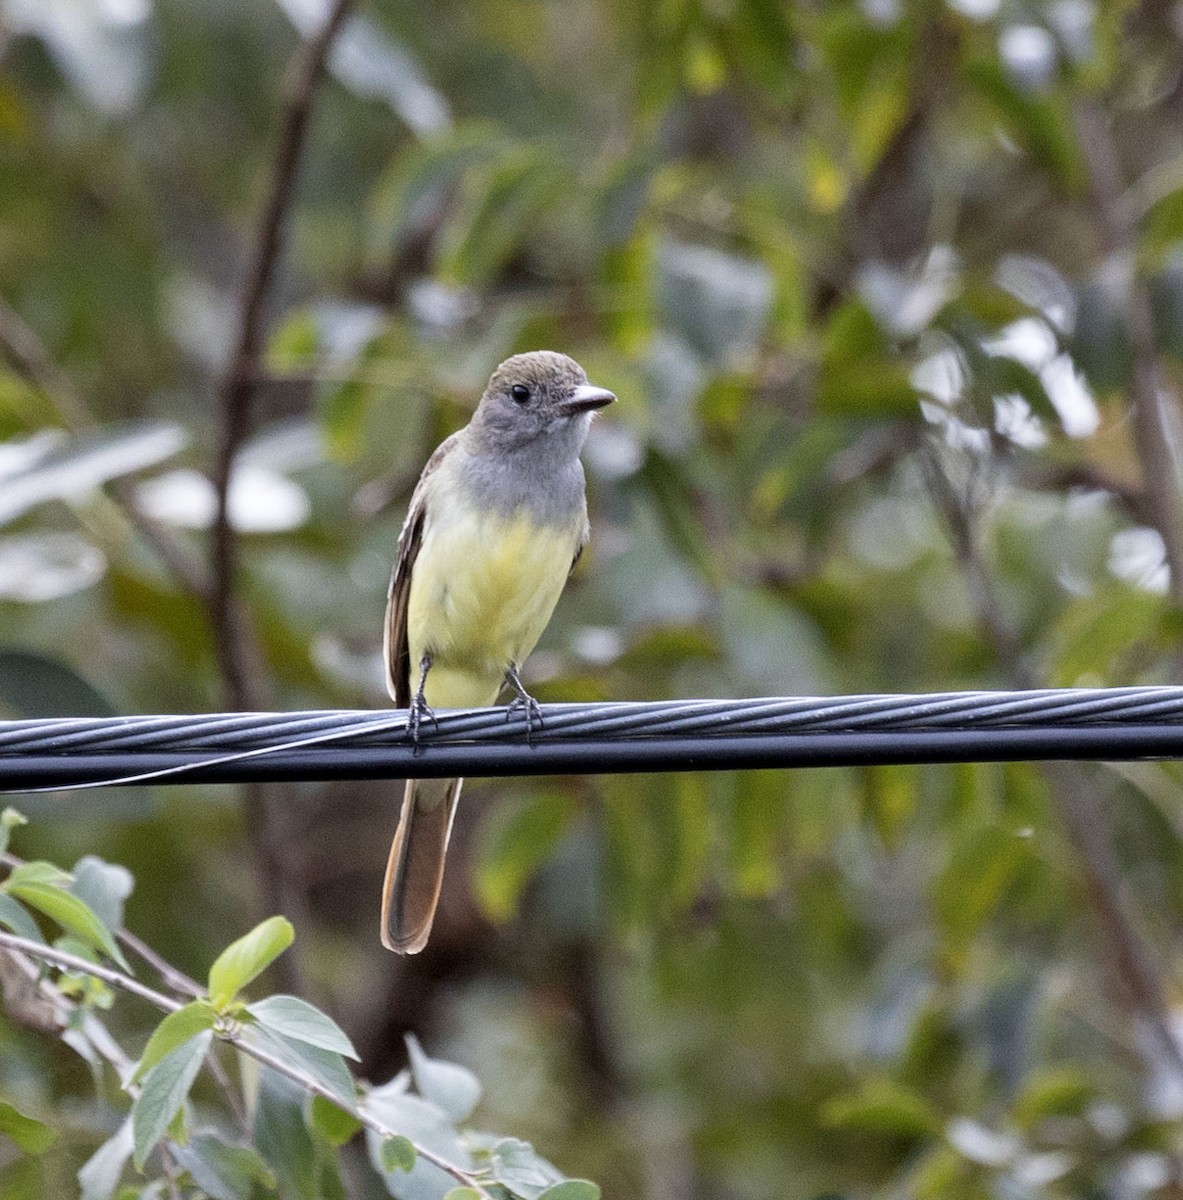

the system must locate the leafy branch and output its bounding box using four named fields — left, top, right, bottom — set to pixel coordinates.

left=0, top=819, right=599, bottom=1200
